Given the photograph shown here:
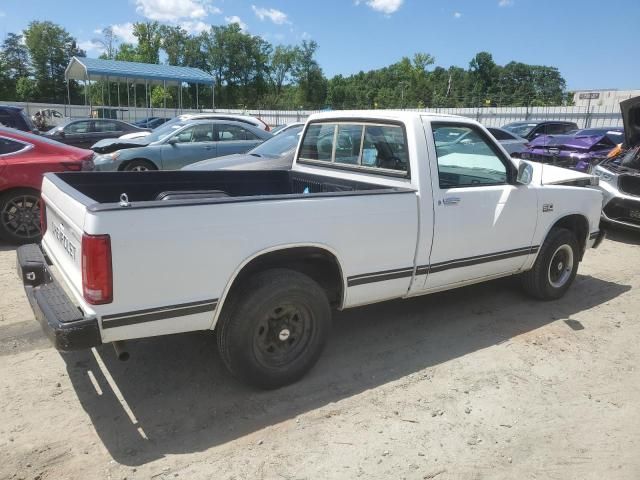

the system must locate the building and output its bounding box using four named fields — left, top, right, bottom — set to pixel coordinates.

left=573, top=89, right=640, bottom=108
